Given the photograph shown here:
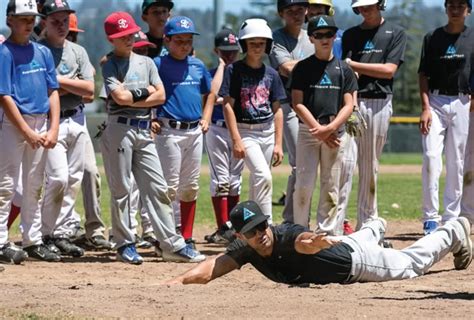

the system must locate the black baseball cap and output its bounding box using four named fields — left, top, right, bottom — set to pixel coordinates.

left=230, top=201, right=268, bottom=234
left=307, top=15, right=338, bottom=35
left=214, top=29, right=239, bottom=51
left=142, top=0, right=174, bottom=13
left=7, top=0, right=43, bottom=17
left=277, top=0, right=309, bottom=12
left=41, top=0, right=75, bottom=16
